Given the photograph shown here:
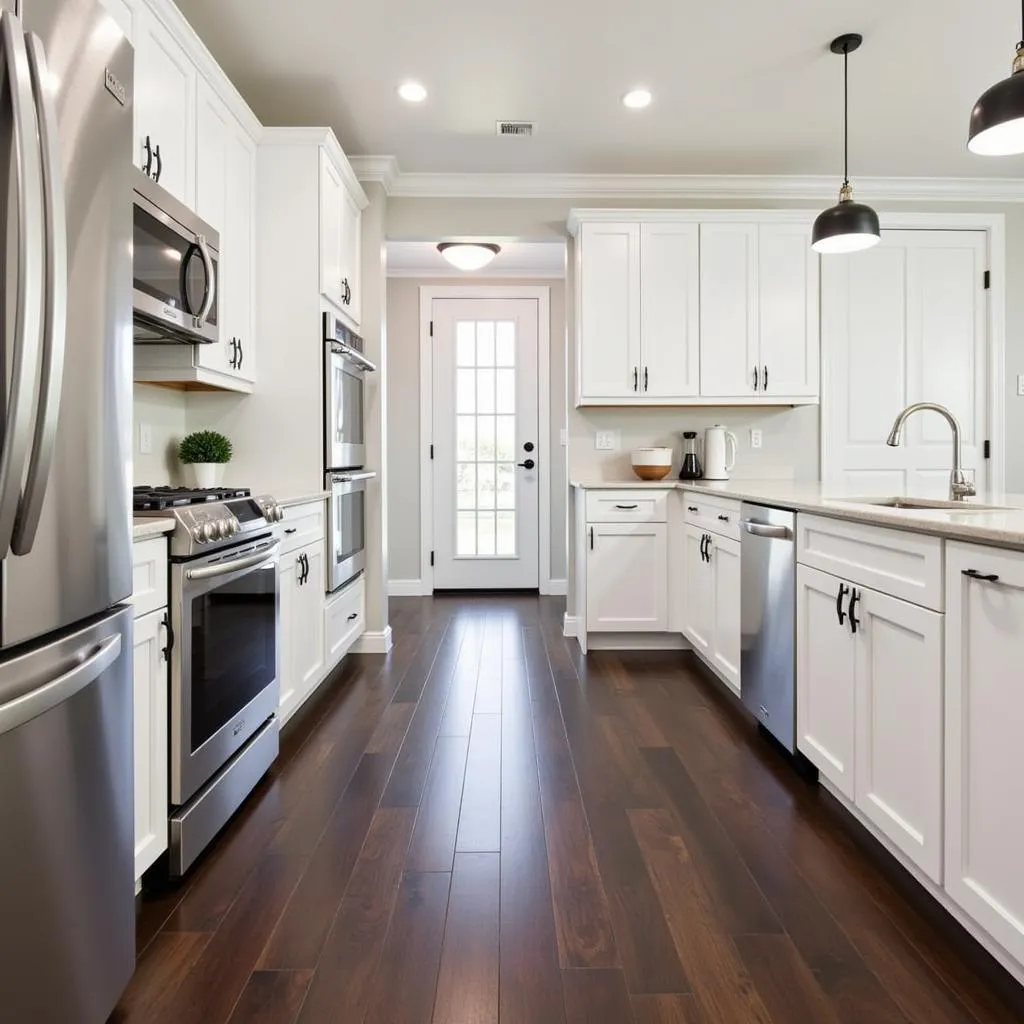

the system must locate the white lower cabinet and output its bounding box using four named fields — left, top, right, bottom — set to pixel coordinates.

left=945, top=542, right=1024, bottom=964
left=586, top=521, right=668, bottom=631
left=682, top=524, right=712, bottom=655
left=278, top=540, right=326, bottom=726
left=797, top=563, right=943, bottom=879
left=325, top=574, right=366, bottom=664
